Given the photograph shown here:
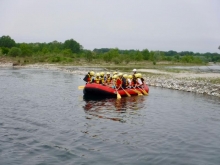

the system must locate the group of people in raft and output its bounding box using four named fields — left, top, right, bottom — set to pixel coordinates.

left=83, top=69, right=145, bottom=91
